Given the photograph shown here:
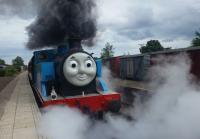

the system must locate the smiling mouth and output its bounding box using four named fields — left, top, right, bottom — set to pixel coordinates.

left=77, top=74, right=87, bottom=81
